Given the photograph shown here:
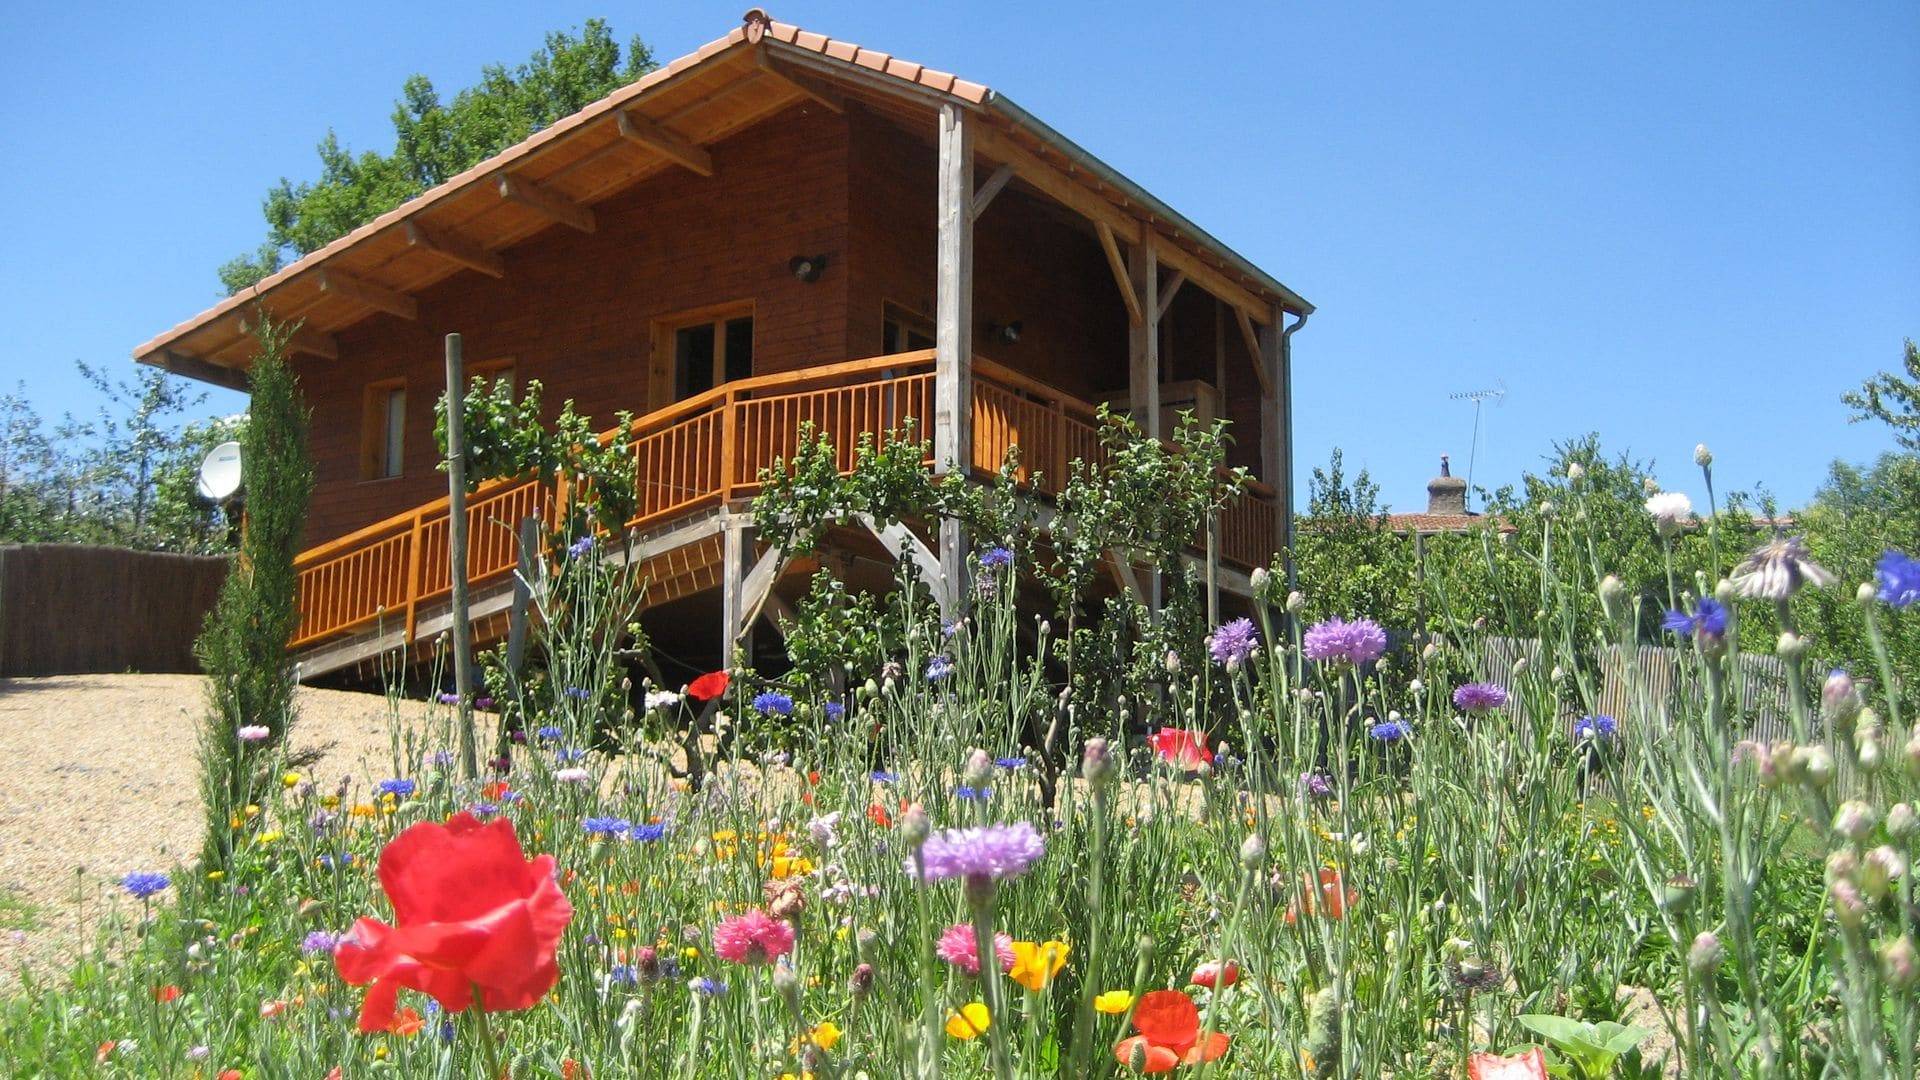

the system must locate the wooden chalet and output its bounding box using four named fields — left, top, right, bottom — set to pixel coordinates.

left=133, top=10, right=1313, bottom=680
